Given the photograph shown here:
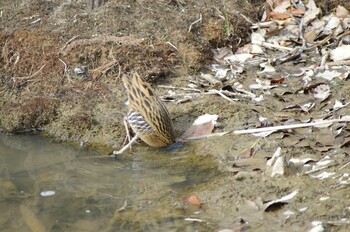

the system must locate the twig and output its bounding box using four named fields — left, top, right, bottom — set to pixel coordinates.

left=232, top=10, right=254, bottom=25
left=158, top=85, right=202, bottom=92
left=182, top=117, right=350, bottom=140
left=304, top=165, right=334, bottom=174
left=208, top=89, right=237, bottom=102
left=12, top=64, right=46, bottom=87
left=184, top=218, right=204, bottom=222
left=58, top=58, right=68, bottom=75
left=180, top=131, right=230, bottom=141
left=188, top=13, right=202, bottom=32
left=252, top=41, right=294, bottom=51
left=117, top=200, right=128, bottom=212
left=339, top=161, right=350, bottom=171
left=213, top=7, right=225, bottom=20
left=306, top=33, right=333, bottom=51
left=232, top=118, right=350, bottom=135
left=166, top=41, right=178, bottom=51
left=58, top=35, right=80, bottom=53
